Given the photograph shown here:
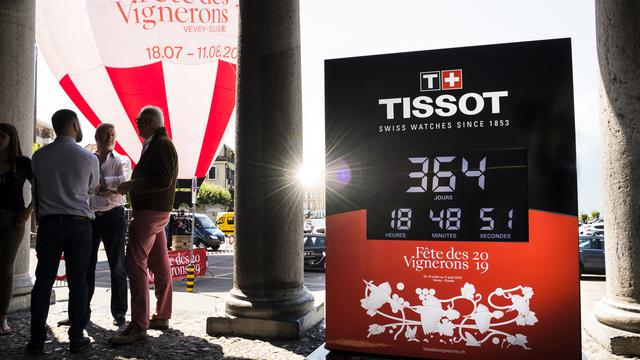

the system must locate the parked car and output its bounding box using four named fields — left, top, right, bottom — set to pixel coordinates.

left=166, top=212, right=225, bottom=251
left=215, top=212, right=235, bottom=235
left=304, top=220, right=313, bottom=233
left=579, top=235, right=605, bottom=274
left=303, top=234, right=326, bottom=271
left=580, top=229, right=604, bottom=236
left=579, top=222, right=605, bottom=236
left=304, top=218, right=325, bottom=234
